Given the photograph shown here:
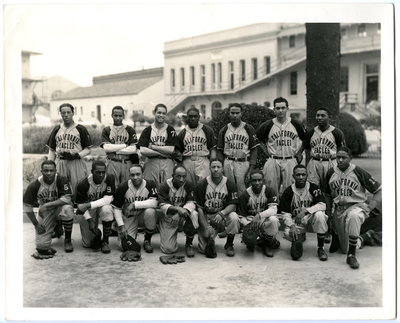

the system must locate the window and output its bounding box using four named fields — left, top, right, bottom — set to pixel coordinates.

left=218, top=63, right=222, bottom=88
left=212, top=101, right=222, bottom=118
left=201, top=105, right=206, bottom=118
left=340, top=66, right=349, bottom=92
left=190, top=66, right=195, bottom=86
left=211, top=63, right=216, bottom=87
left=91, top=111, right=95, bottom=117
left=366, top=64, right=379, bottom=74
left=290, top=71, right=297, bottom=95
left=358, top=23, right=367, bottom=37
left=229, top=61, right=234, bottom=90
left=80, top=106, right=83, bottom=115
left=201, top=65, right=205, bottom=92
left=171, top=69, right=175, bottom=90
left=240, top=60, right=246, bottom=81
left=264, top=101, right=270, bottom=108
left=180, top=68, right=185, bottom=87
left=252, top=58, right=258, bottom=80
left=264, top=56, right=270, bottom=74
left=377, top=23, right=381, bottom=35
left=289, top=35, right=296, bottom=48
left=96, top=105, right=101, bottom=122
